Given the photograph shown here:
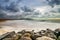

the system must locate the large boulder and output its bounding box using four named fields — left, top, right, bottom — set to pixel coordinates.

left=36, top=36, right=55, bottom=40
left=45, top=29, right=57, bottom=39
left=38, top=29, right=57, bottom=39
left=31, top=32, right=42, bottom=40
left=0, top=31, right=15, bottom=40
left=19, top=37, right=32, bottom=40
left=19, top=33, right=32, bottom=40
left=54, top=28, right=60, bottom=38
left=2, top=34, right=21, bottom=40
left=3, top=38, right=13, bottom=40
